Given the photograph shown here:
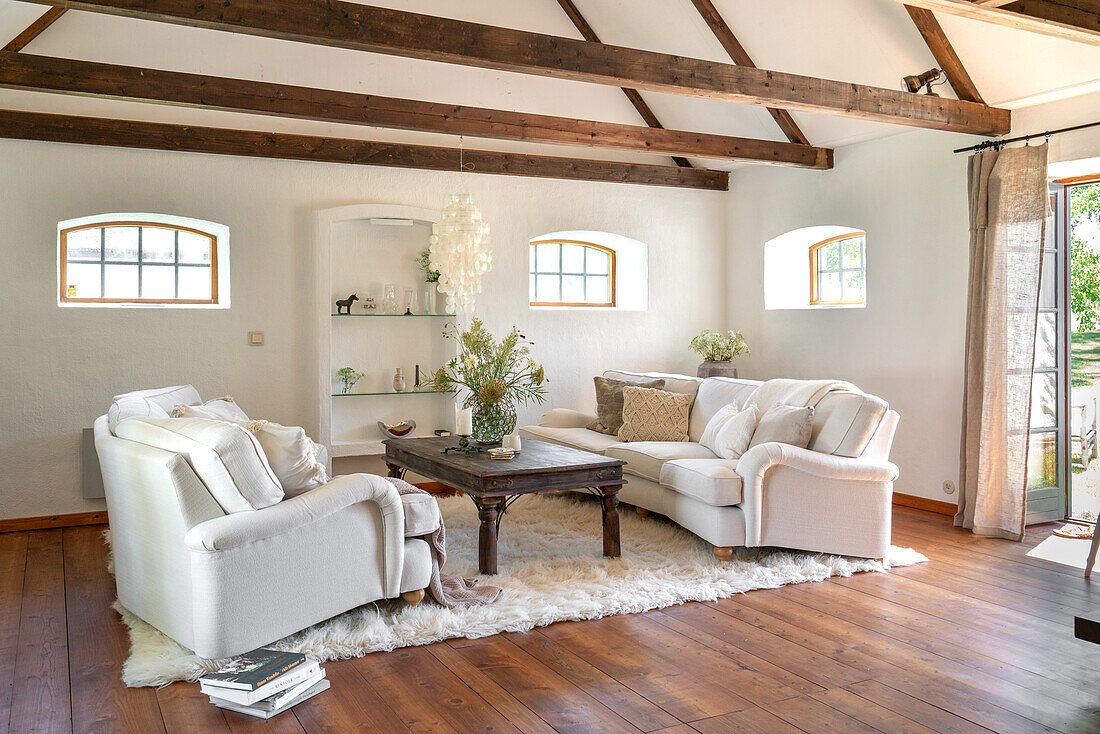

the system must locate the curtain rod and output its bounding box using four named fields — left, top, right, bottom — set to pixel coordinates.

left=953, top=120, right=1100, bottom=154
